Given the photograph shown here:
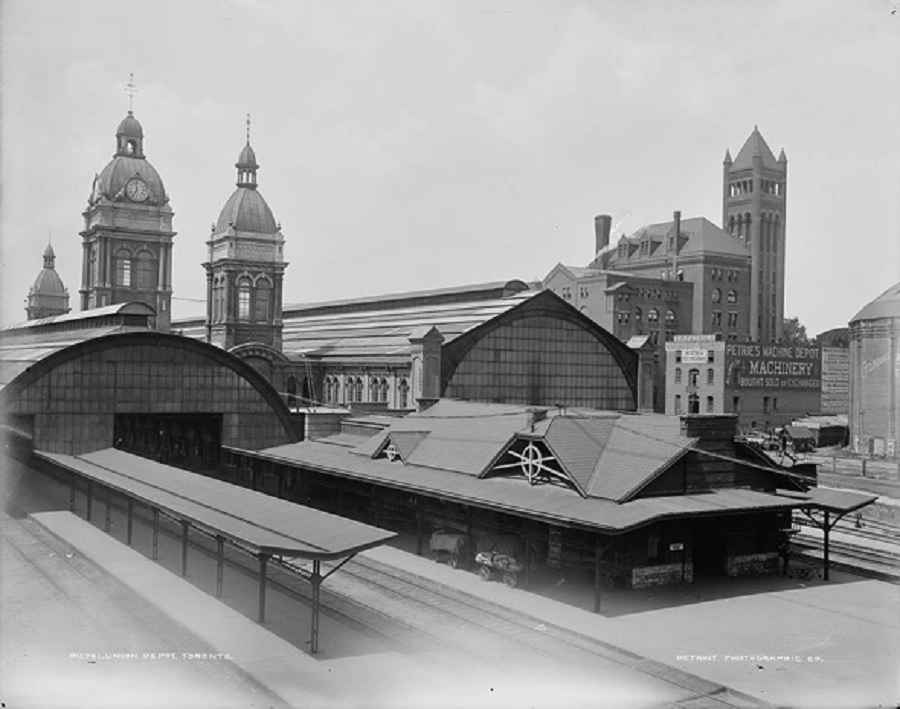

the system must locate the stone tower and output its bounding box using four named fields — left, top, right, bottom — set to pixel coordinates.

left=79, top=110, right=175, bottom=329
left=204, top=122, right=287, bottom=350
left=722, top=127, right=787, bottom=342
left=26, top=242, right=70, bottom=319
